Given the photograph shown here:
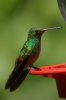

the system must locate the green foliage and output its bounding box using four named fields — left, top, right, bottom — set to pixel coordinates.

left=0, top=0, right=66, bottom=100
